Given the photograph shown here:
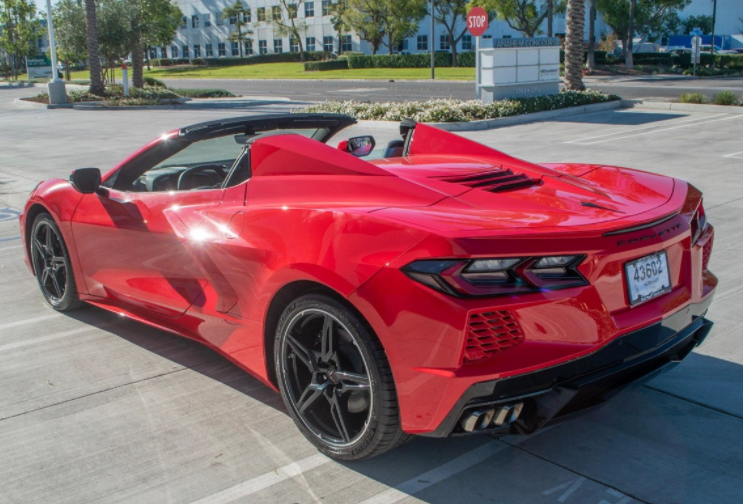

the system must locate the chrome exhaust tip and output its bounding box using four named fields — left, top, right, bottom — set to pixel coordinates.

left=460, top=408, right=495, bottom=432
left=492, top=402, right=524, bottom=427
